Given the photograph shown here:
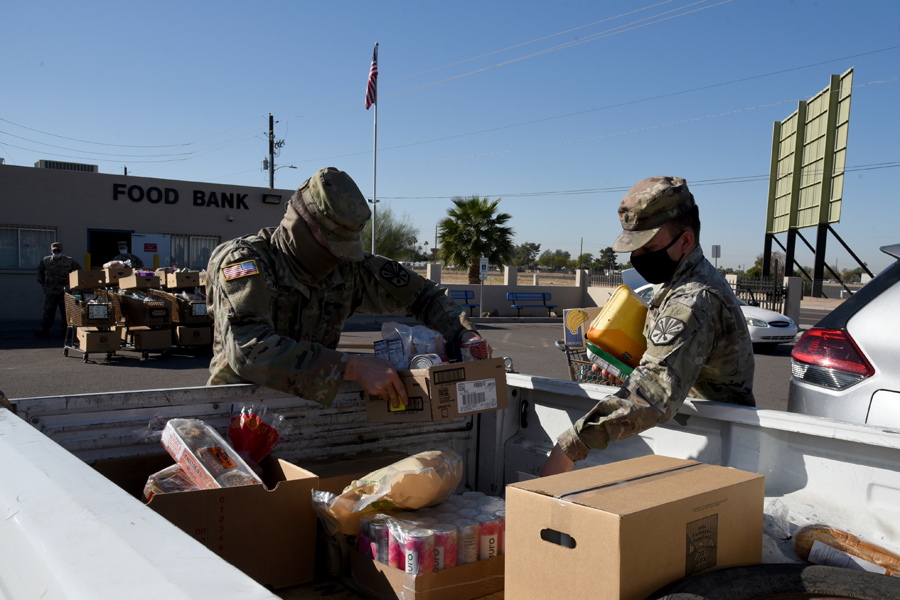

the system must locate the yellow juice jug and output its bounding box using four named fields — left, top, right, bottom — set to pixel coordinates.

left=585, top=285, right=649, bottom=378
